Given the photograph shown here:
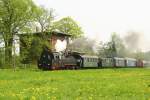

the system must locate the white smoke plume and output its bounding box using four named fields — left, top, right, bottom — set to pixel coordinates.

left=124, top=31, right=142, bottom=51
left=55, top=39, right=67, bottom=52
